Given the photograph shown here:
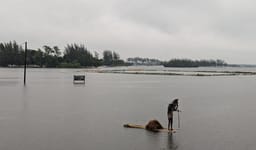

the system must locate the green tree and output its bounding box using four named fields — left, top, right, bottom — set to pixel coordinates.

left=0, top=41, right=23, bottom=66
left=63, top=44, right=96, bottom=67
left=103, top=50, right=113, bottom=66
left=53, top=46, right=61, bottom=57
left=42, top=45, right=59, bottom=67
left=35, top=49, right=43, bottom=67
left=43, top=45, right=53, bottom=55
left=113, top=52, right=120, bottom=61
